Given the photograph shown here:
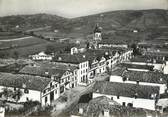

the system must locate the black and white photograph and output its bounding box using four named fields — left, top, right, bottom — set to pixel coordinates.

left=0, top=0, right=168, bottom=117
